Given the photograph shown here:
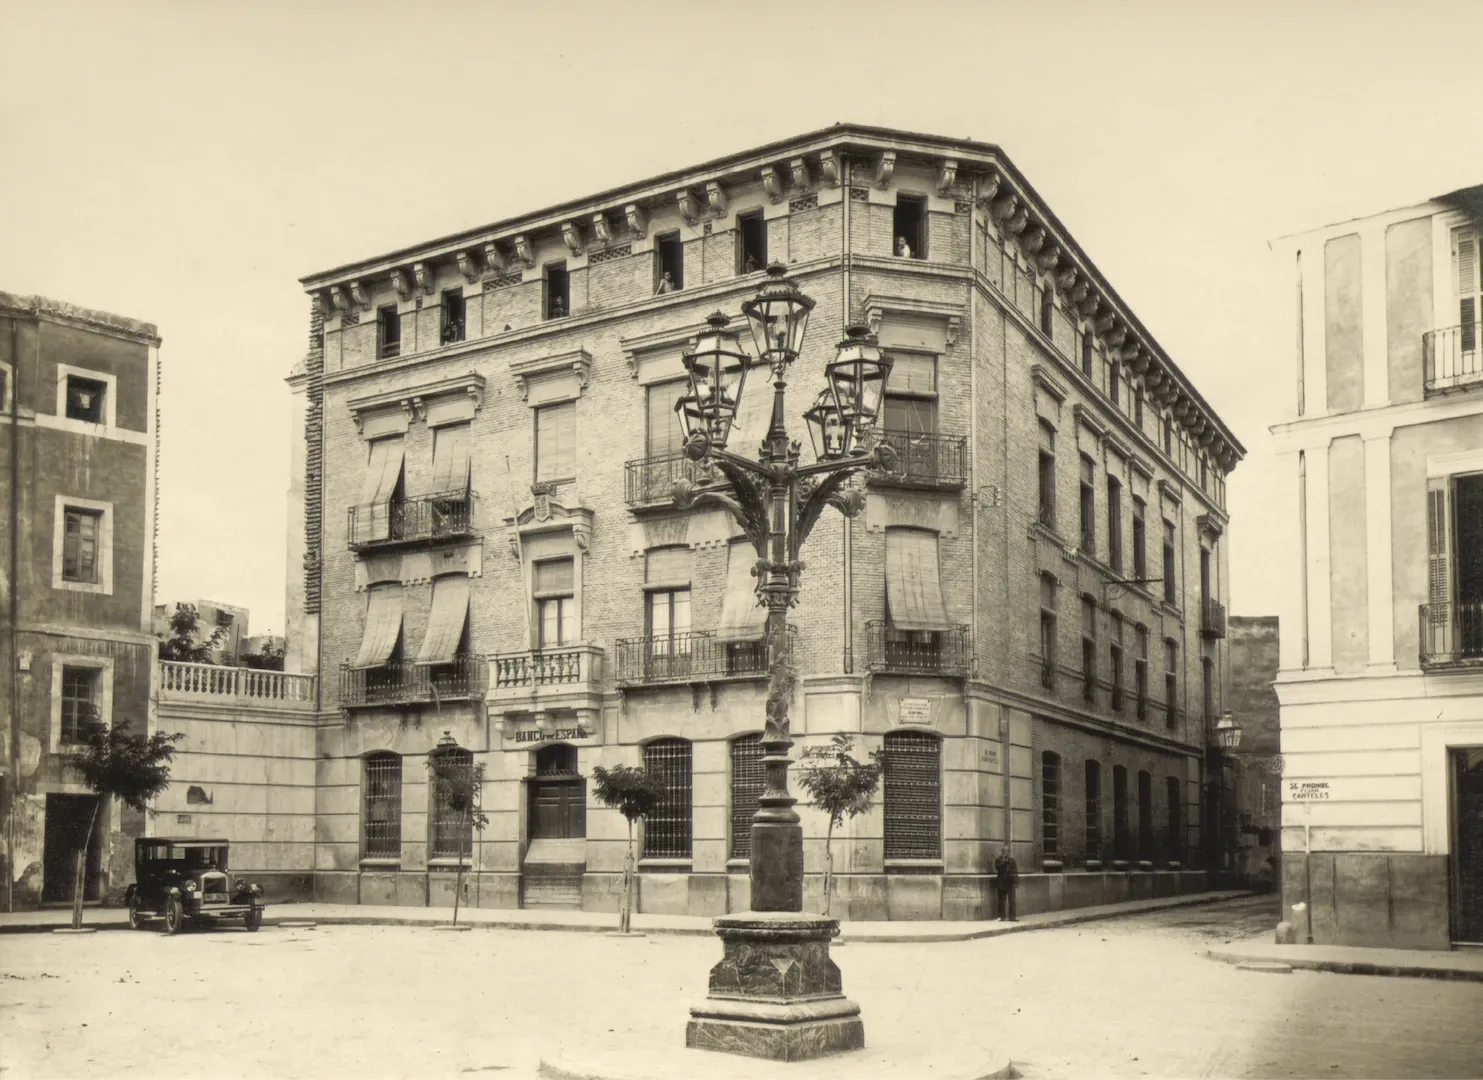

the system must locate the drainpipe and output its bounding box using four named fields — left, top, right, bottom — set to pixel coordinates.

left=841, top=155, right=854, bottom=677
left=7, top=315, right=20, bottom=912
left=1000, top=291, right=1012, bottom=851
